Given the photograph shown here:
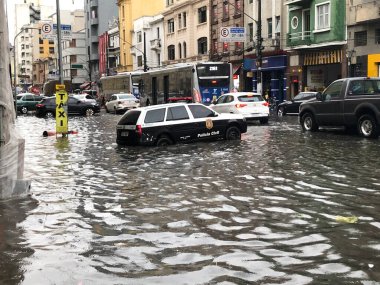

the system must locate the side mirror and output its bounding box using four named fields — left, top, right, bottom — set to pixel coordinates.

left=316, top=92, right=323, bottom=101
